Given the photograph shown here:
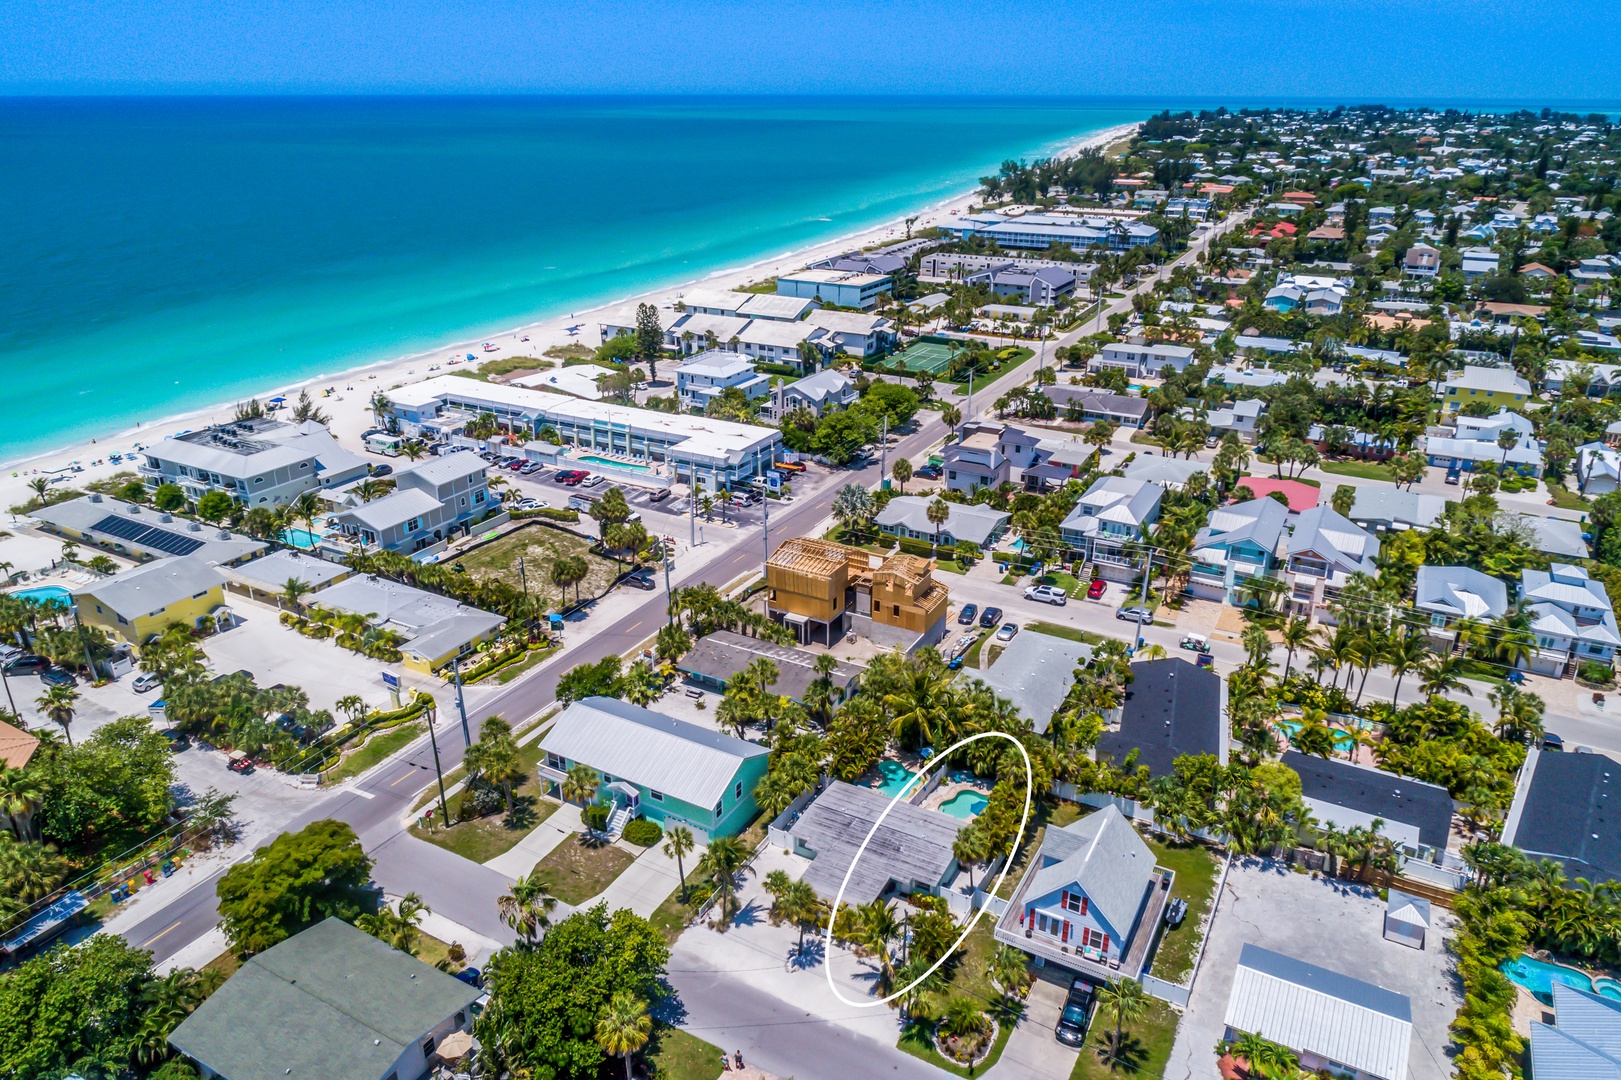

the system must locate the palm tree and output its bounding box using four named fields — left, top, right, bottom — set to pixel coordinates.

left=925, top=498, right=951, bottom=556
left=561, top=763, right=601, bottom=806
left=369, top=391, right=393, bottom=428
left=1419, top=652, right=1472, bottom=698
left=1386, top=627, right=1429, bottom=707
left=696, top=835, right=751, bottom=927
left=290, top=491, right=322, bottom=540
left=858, top=899, right=902, bottom=997
left=280, top=577, right=311, bottom=613
left=1240, top=624, right=1273, bottom=672
left=399, top=439, right=428, bottom=461
left=1231, top=1032, right=1299, bottom=1080
left=479, top=737, right=526, bottom=816
left=988, top=944, right=1031, bottom=999
left=1279, top=617, right=1312, bottom=681
left=497, top=871, right=558, bottom=946
left=663, top=825, right=696, bottom=902
left=778, top=879, right=824, bottom=954
left=831, top=483, right=875, bottom=542
left=36, top=684, right=78, bottom=745
left=1096, top=977, right=1148, bottom=1062
left=883, top=665, right=956, bottom=750
left=595, top=991, right=652, bottom=1080
left=892, top=457, right=913, bottom=493
left=0, top=766, right=43, bottom=841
